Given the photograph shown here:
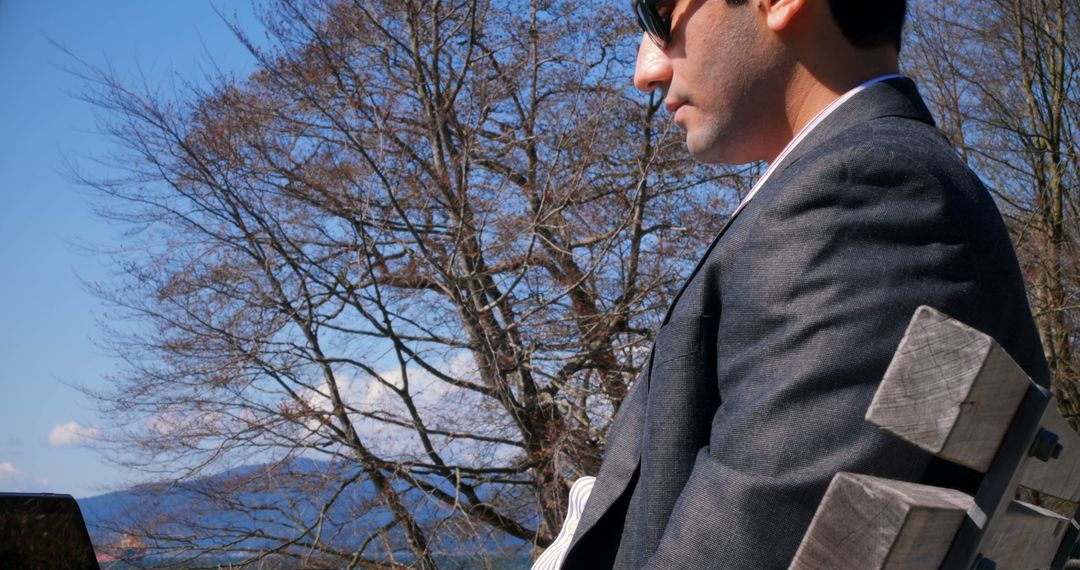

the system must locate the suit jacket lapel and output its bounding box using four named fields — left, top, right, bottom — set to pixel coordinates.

left=660, top=212, right=741, bottom=326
